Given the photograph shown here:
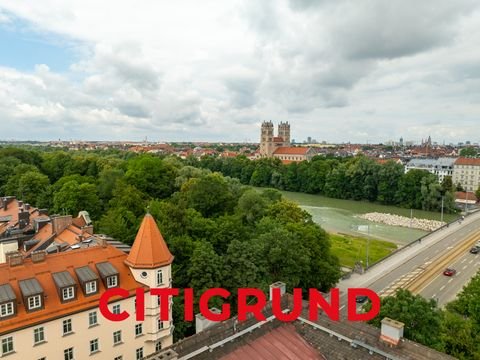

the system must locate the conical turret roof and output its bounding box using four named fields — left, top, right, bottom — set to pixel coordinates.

left=125, top=214, right=173, bottom=269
